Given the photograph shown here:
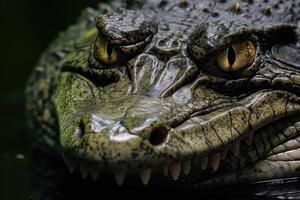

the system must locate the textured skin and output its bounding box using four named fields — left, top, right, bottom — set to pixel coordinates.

left=26, top=0, right=300, bottom=188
